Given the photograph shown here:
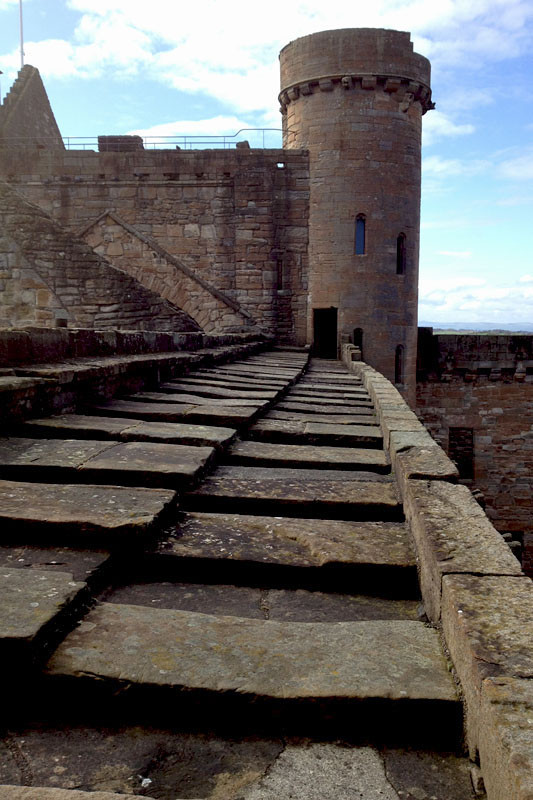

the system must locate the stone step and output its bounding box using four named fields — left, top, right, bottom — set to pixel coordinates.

left=0, top=437, right=214, bottom=489
left=0, top=789, right=149, bottom=800
left=148, top=511, right=417, bottom=594
left=159, top=381, right=281, bottom=399
left=104, top=581, right=422, bottom=622
left=284, top=393, right=371, bottom=405
left=45, top=603, right=459, bottom=736
left=88, top=399, right=261, bottom=427
left=187, top=370, right=289, bottom=387
left=246, top=419, right=383, bottom=448
left=0, top=479, right=176, bottom=543
left=227, top=440, right=389, bottom=472
left=0, top=567, right=87, bottom=672
left=267, top=410, right=376, bottom=423
left=291, top=384, right=367, bottom=396
left=209, top=365, right=302, bottom=379
left=276, top=401, right=374, bottom=414
left=17, top=414, right=237, bottom=450
left=183, top=467, right=401, bottom=520
left=125, top=391, right=270, bottom=408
